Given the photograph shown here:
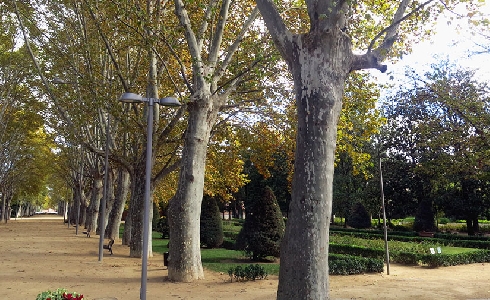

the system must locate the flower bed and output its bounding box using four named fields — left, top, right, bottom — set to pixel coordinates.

left=36, top=288, right=83, bottom=300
